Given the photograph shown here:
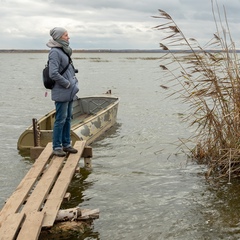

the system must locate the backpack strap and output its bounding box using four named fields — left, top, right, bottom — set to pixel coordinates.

left=61, top=48, right=78, bottom=73
left=48, top=48, right=75, bottom=76
left=59, top=48, right=71, bottom=75
left=59, top=60, right=70, bottom=75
